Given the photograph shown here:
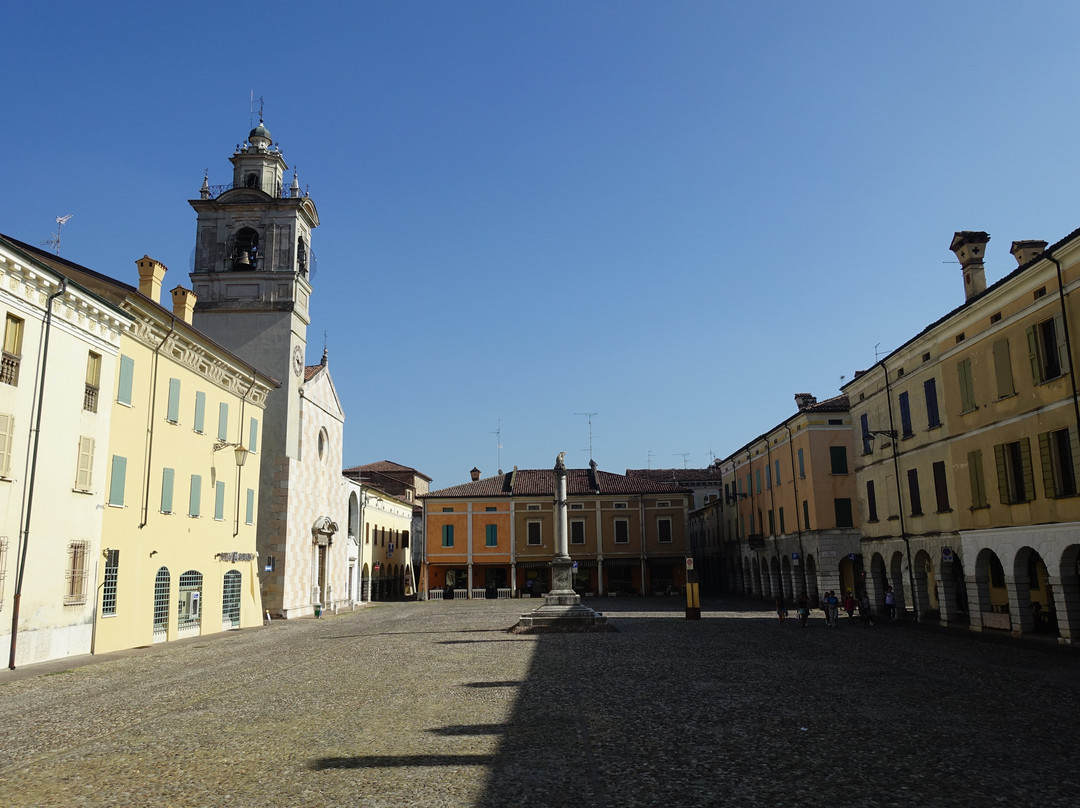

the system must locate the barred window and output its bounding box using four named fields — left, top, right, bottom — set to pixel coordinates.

left=64, top=540, right=90, bottom=605
left=101, top=549, right=119, bottom=616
